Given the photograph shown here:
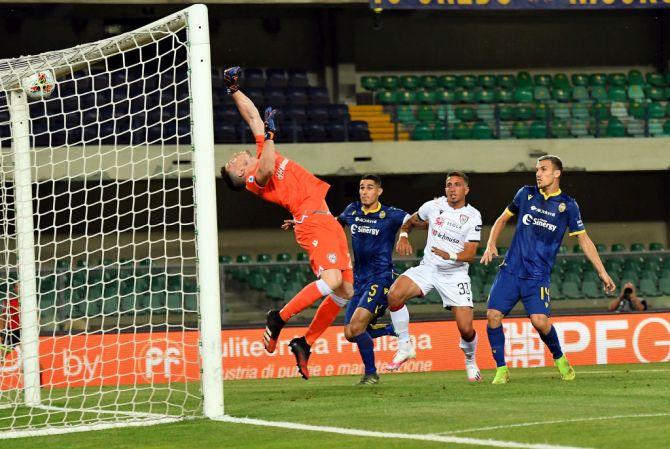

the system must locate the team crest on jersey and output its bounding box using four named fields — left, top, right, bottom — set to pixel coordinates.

left=247, top=175, right=255, bottom=183
left=379, top=211, right=386, bottom=219
left=558, top=202, right=566, bottom=213
left=327, top=253, right=337, bottom=263
left=460, top=214, right=469, bottom=225
left=528, top=194, right=533, bottom=200
left=312, top=240, right=319, bottom=247
left=435, top=216, right=444, bottom=227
